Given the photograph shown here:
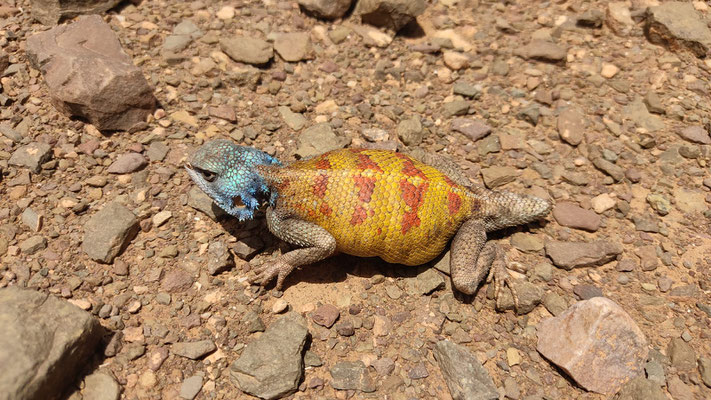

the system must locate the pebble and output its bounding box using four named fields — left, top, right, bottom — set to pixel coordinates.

left=312, top=304, right=339, bottom=328
left=9, top=142, right=52, bottom=173
left=179, top=375, right=203, bottom=400
left=107, top=153, right=147, bottom=174
left=553, top=202, right=601, bottom=231
left=274, top=32, right=313, bottom=62
left=272, top=299, right=288, bottom=314
left=171, top=340, right=217, bottom=360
